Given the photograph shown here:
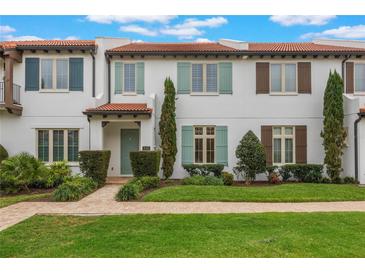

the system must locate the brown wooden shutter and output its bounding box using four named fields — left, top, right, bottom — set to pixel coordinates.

left=261, top=126, right=272, bottom=165
left=295, top=126, right=307, bottom=164
left=256, top=62, right=270, bottom=94
left=346, top=62, right=354, bottom=94
left=298, top=62, right=311, bottom=94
